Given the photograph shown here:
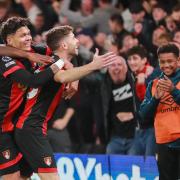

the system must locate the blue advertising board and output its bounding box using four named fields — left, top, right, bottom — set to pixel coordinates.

left=109, top=155, right=159, bottom=180
left=31, top=154, right=159, bottom=180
